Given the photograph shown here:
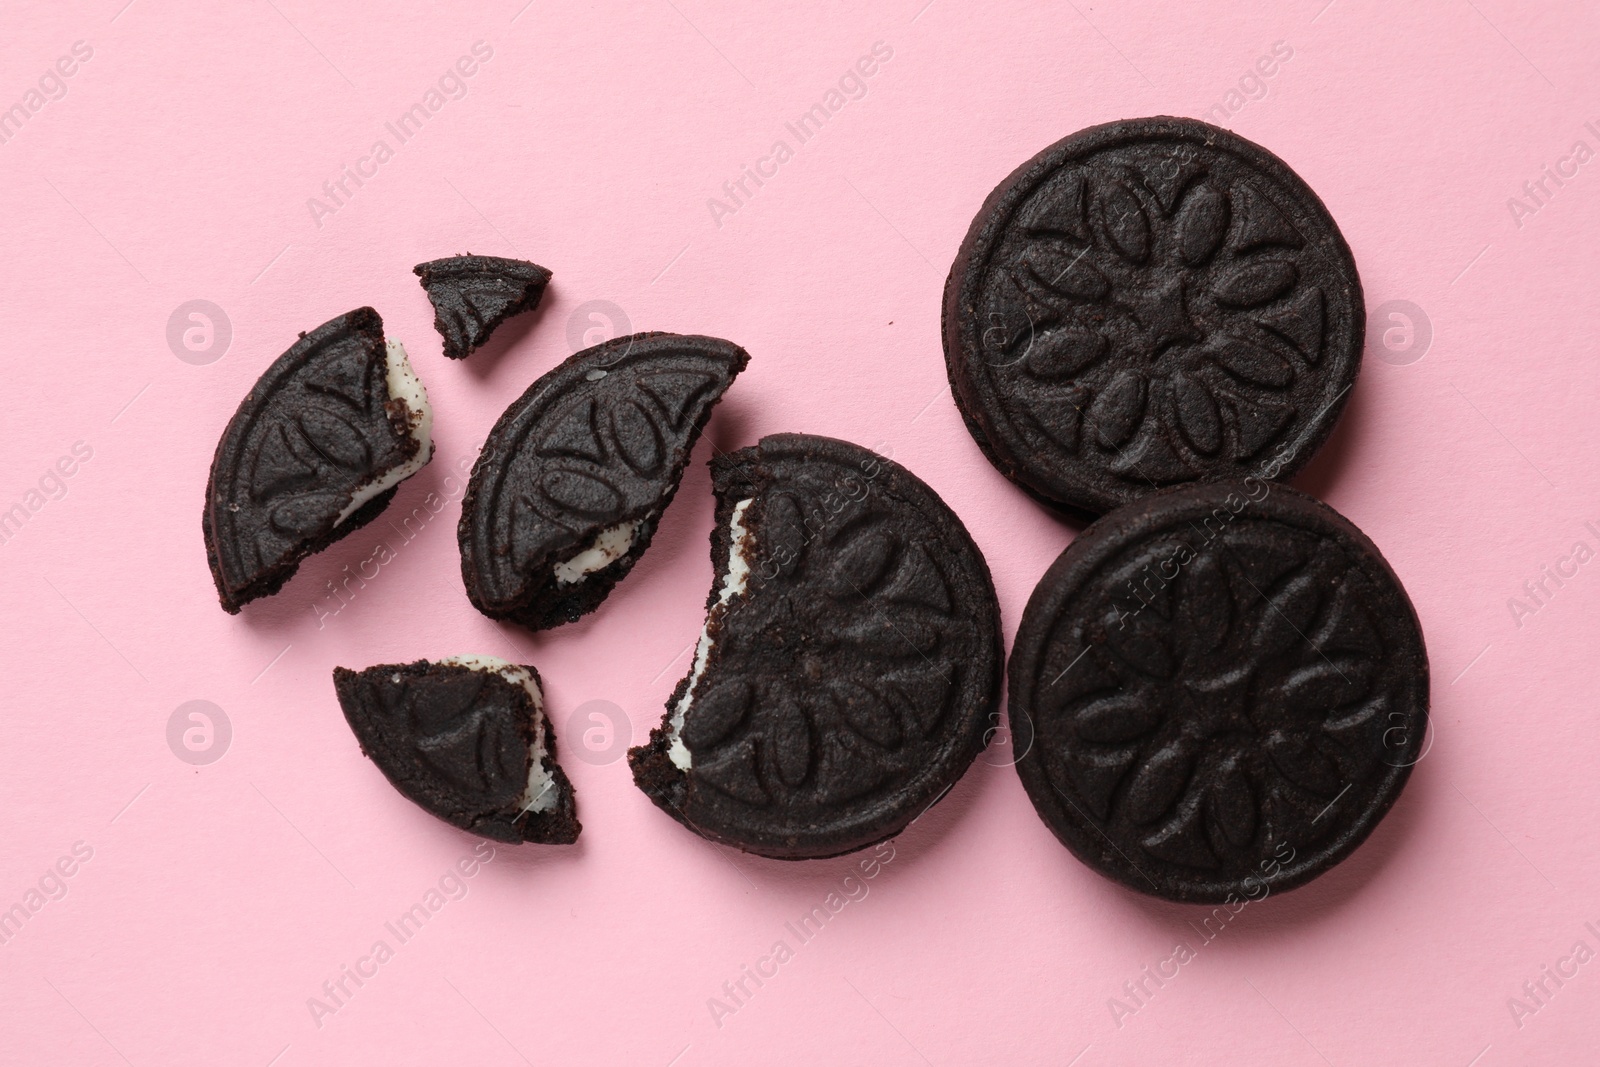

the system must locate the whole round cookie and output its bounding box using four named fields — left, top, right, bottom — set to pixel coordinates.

left=1010, top=481, right=1427, bottom=902
left=944, top=117, right=1364, bottom=515
left=629, top=434, right=1003, bottom=859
